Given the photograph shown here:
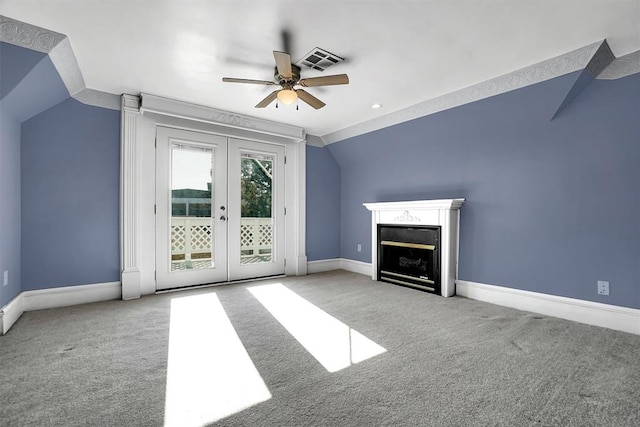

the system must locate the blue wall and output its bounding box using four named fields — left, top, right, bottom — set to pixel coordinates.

left=1, top=43, right=45, bottom=99
left=0, top=41, right=120, bottom=300
left=322, top=72, right=640, bottom=309
left=306, top=145, right=341, bottom=260
left=0, top=100, right=22, bottom=307
left=0, top=41, right=57, bottom=306
left=21, top=98, right=121, bottom=290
